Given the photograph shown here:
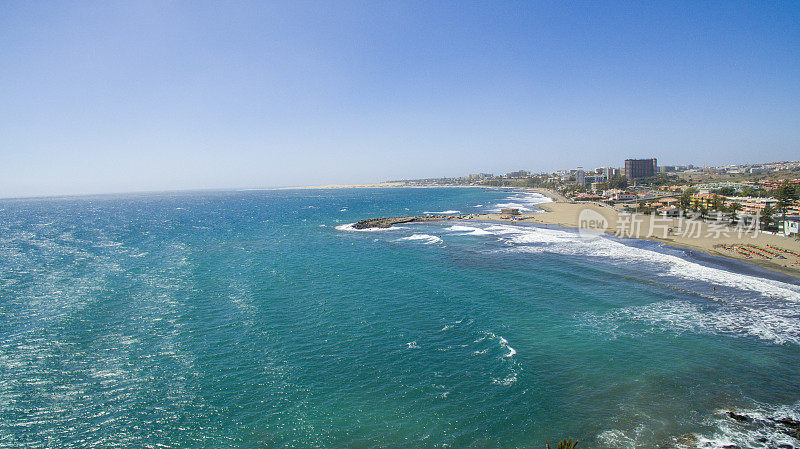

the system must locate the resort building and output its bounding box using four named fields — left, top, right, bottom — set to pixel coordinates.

left=601, top=167, right=620, bottom=179
left=697, top=182, right=754, bottom=193
left=603, top=190, right=637, bottom=202
left=654, top=197, right=680, bottom=208
left=584, top=174, right=606, bottom=187
left=724, top=196, right=779, bottom=215
left=689, top=193, right=723, bottom=210
left=574, top=193, right=601, bottom=201
left=624, top=158, right=658, bottom=179
left=759, top=178, right=800, bottom=190
left=506, top=170, right=530, bottom=178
